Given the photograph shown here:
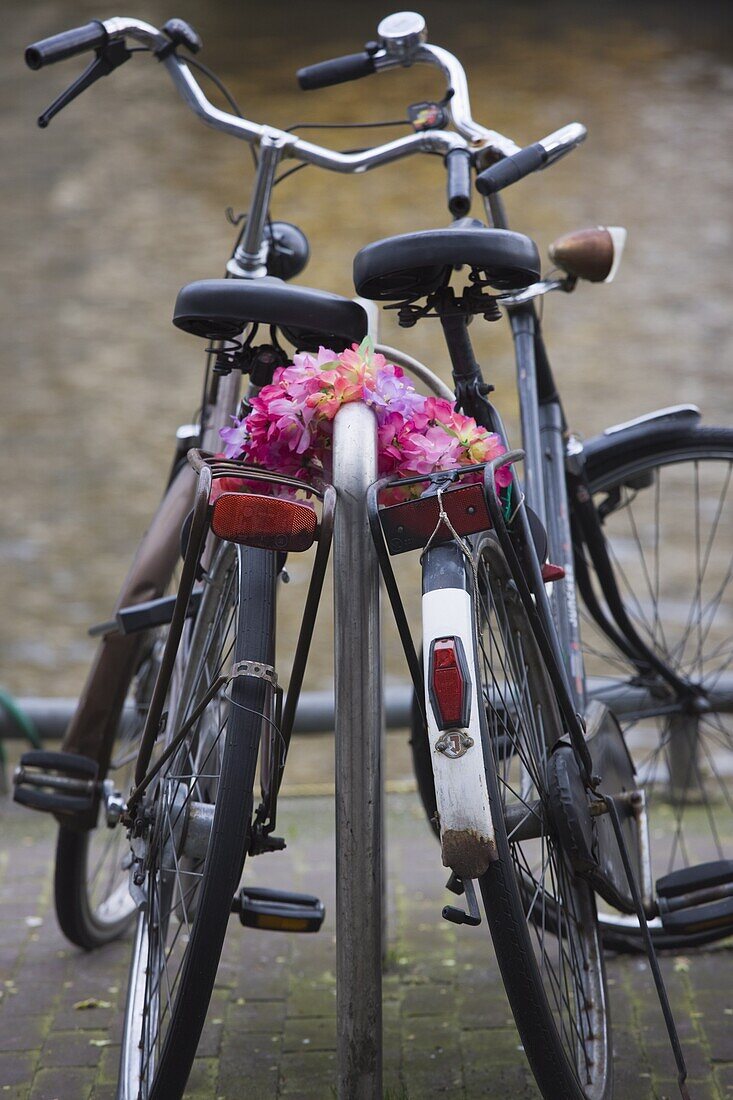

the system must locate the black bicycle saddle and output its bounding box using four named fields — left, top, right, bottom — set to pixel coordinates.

left=353, top=220, right=540, bottom=302
left=173, top=277, right=368, bottom=352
